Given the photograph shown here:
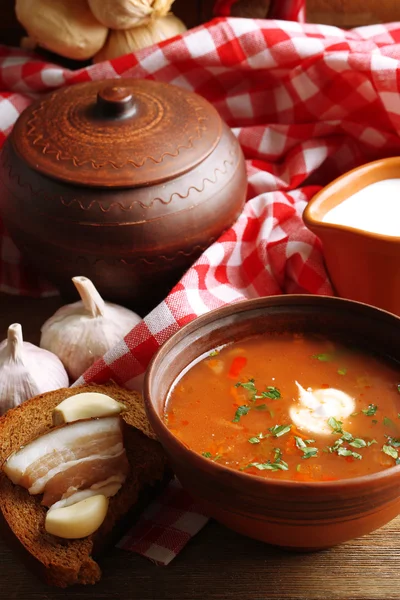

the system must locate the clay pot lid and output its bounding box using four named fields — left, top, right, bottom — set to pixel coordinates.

left=11, top=79, right=222, bottom=188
